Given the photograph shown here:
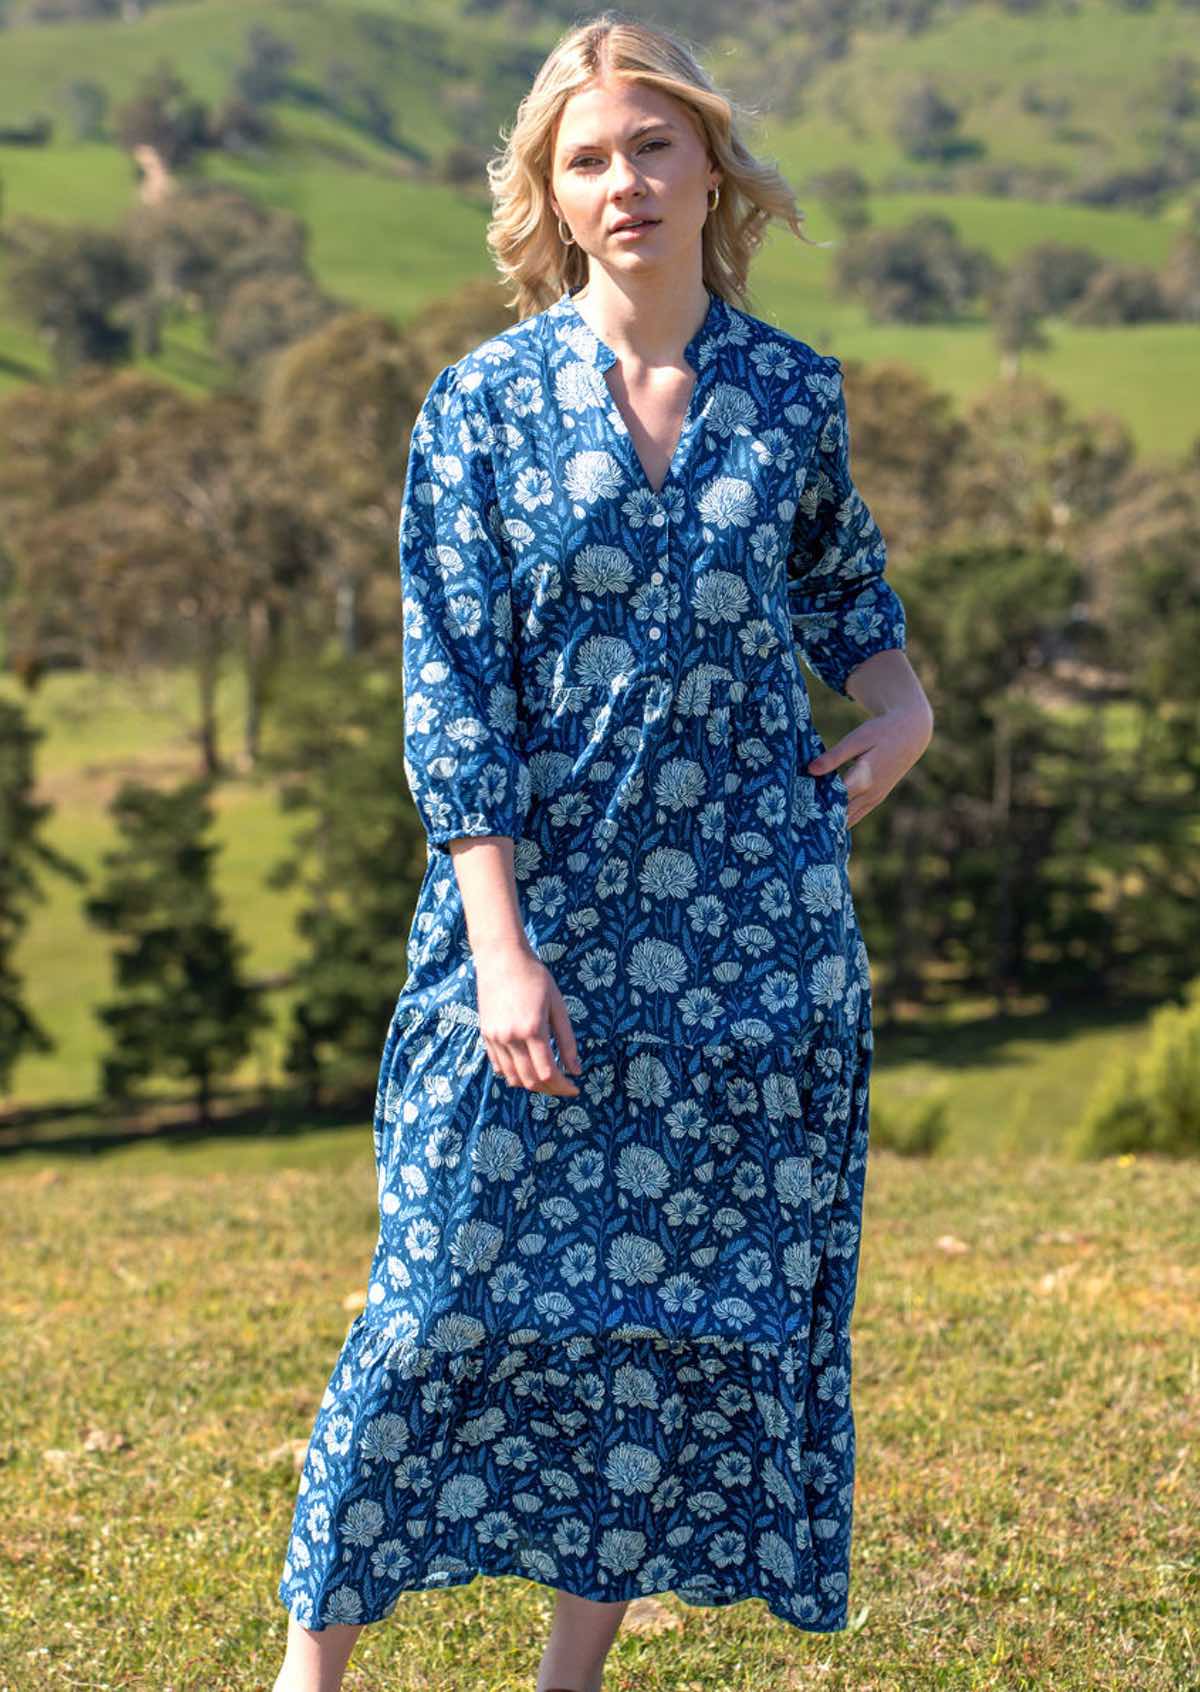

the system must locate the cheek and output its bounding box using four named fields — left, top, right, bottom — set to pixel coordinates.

left=555, top=181, right=592, bottom=222
left=663, top=159, right=710, bottom=212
